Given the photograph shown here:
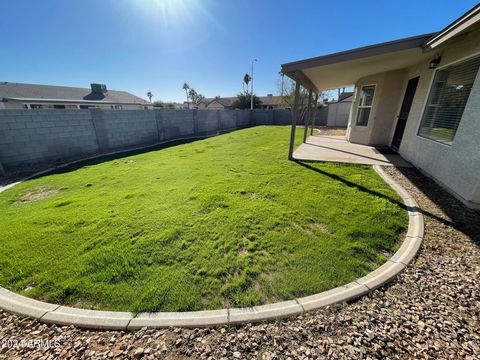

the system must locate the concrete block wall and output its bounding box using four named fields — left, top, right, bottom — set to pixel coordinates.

left=158, top=110, right=195, bottom=140
left=0, top=107, right=330, bottom=174
left=0, top=109, right=256, bottom=173
left=219, top=111, right=236, bottom=131
left=252, top=109, right=328, bottom=126
left=236, top=110, right=251, bottom=127
left=272, top=109, right=292, bottom=125
left=197, top=111, right=219, bottom=135
left=0, top=110, right=98, bottom=169
left=102, top=110, right=158, bottom=149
